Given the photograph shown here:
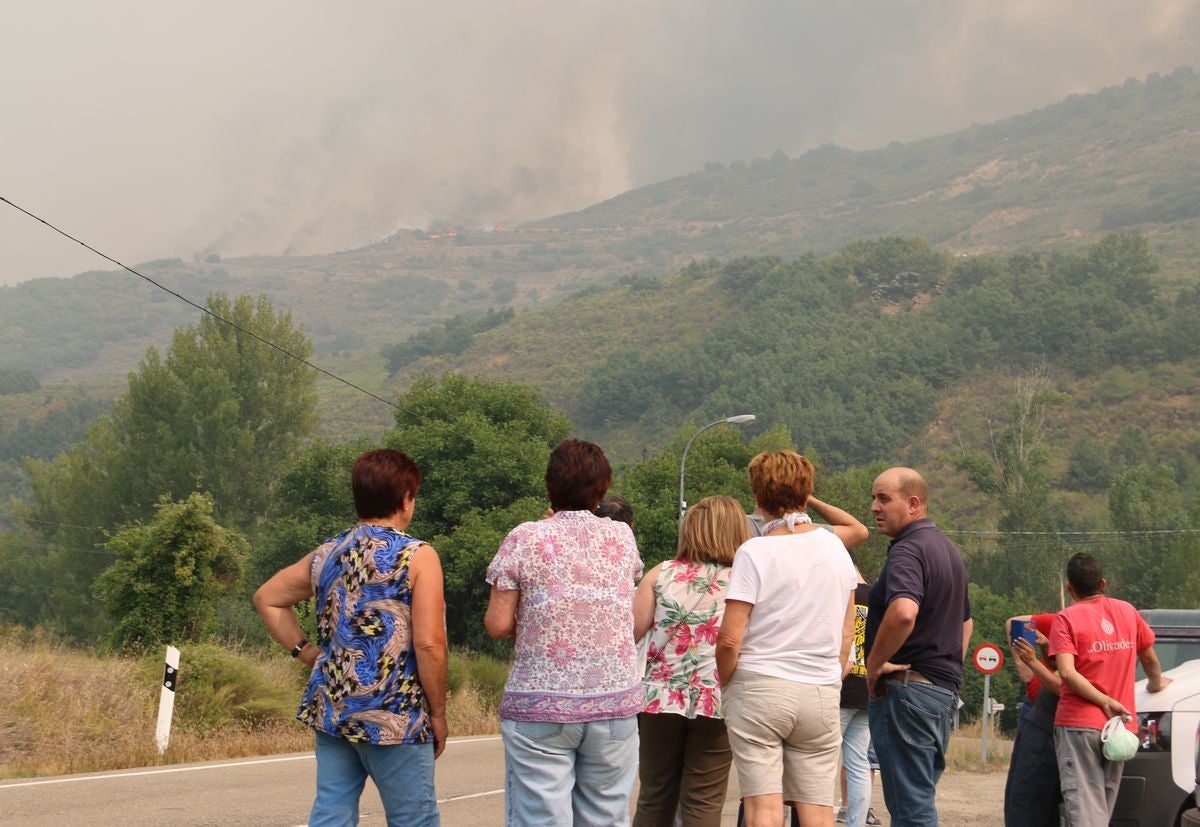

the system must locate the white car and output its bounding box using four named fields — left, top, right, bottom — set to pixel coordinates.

left=1112, top=656, right=1200, bottom=825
